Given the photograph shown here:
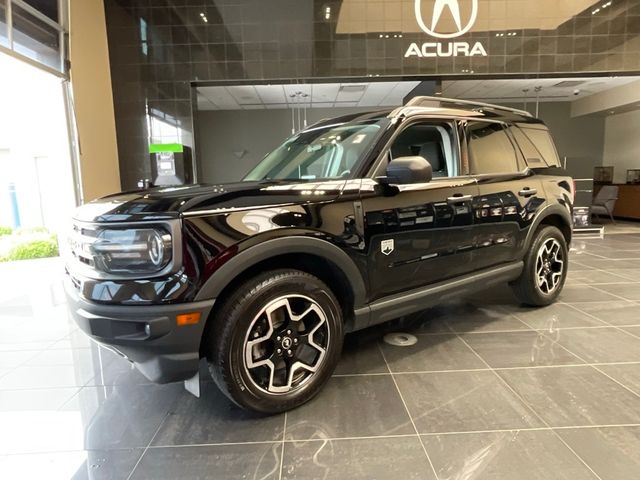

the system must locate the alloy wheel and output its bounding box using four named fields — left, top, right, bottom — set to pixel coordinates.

left=535, top=238, right=564, bottom=295
left=243, top=295, right=329, bottom=394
